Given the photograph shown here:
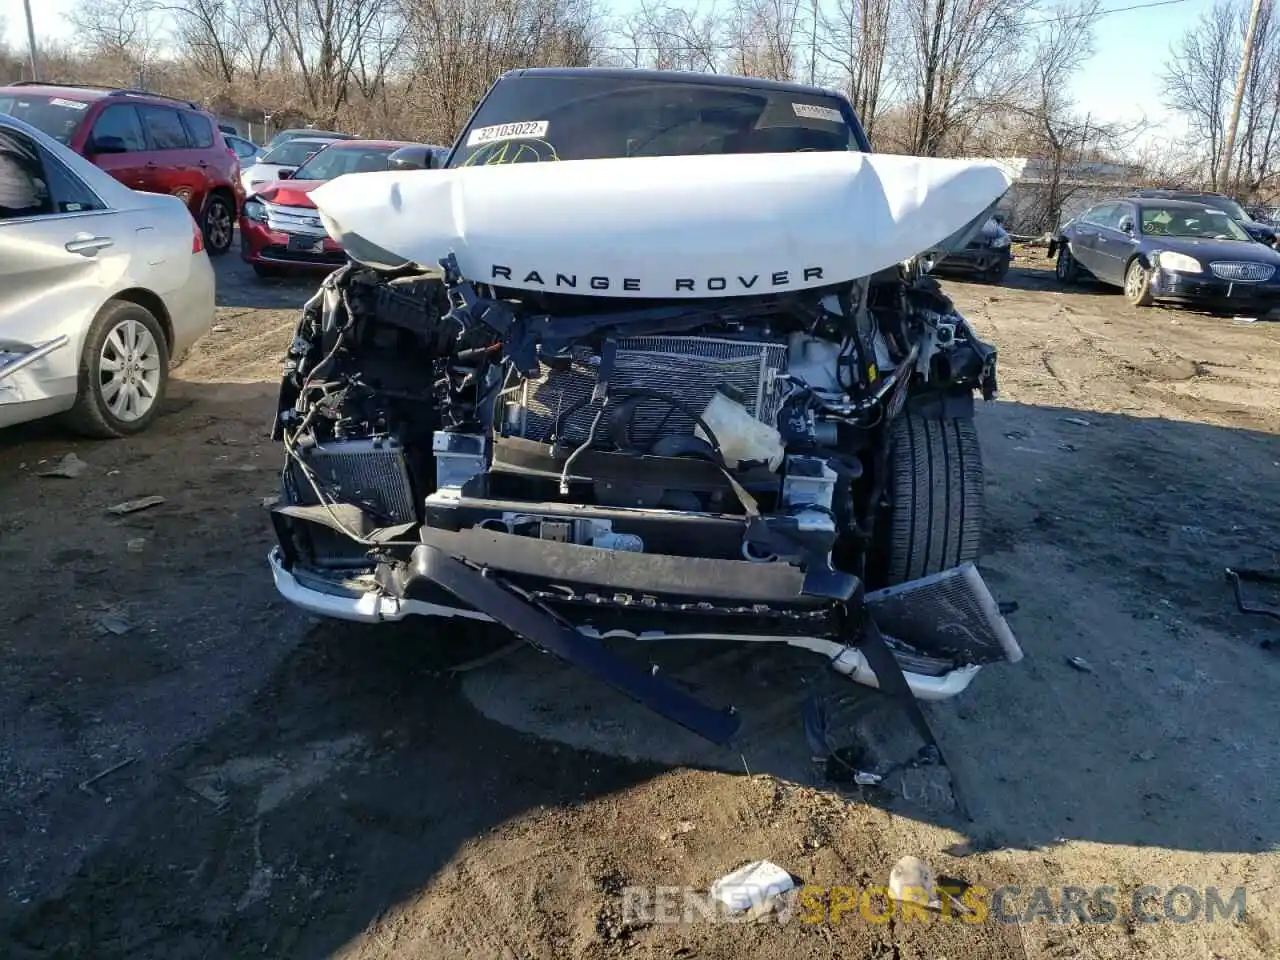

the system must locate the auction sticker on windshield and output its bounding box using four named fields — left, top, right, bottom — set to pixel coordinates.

left=466, top=121, right=550, bottom=147
left=792, top=103, right=842, bottom=124
left=50, top=98, right=89, bottom=110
